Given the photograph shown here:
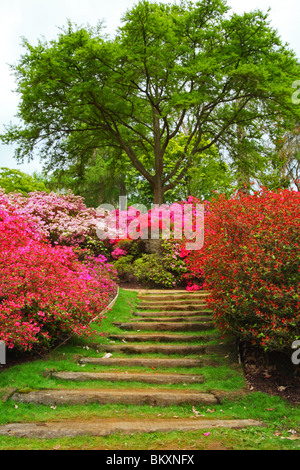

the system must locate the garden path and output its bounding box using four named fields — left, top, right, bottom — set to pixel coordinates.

left=0, top=290, right=264, bottom=439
